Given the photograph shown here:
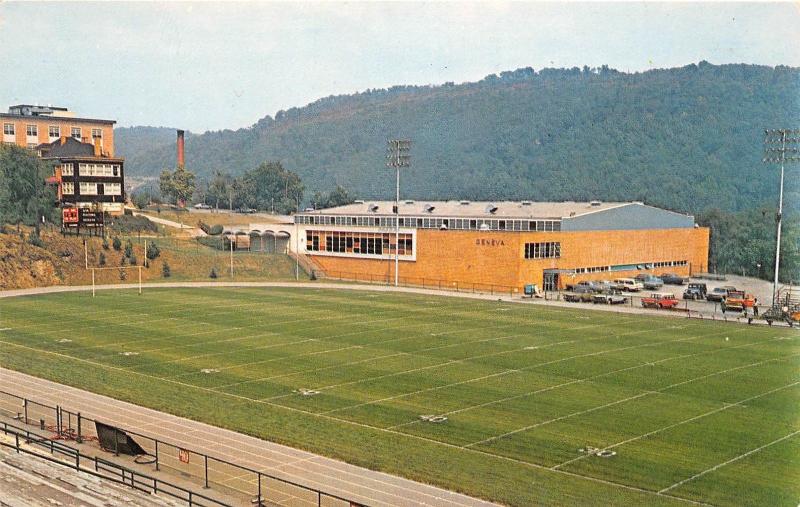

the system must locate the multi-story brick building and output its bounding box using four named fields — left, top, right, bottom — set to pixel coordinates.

left=38, top=136, right=125, bottom=215
left=1, top=105, right=115, bottom=155
left=294, top=200, right=710, bottom=291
